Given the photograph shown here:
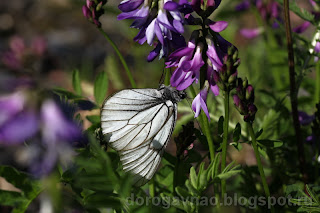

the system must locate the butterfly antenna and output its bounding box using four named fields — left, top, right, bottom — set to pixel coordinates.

left=159, top=62, right=166, bottom=86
